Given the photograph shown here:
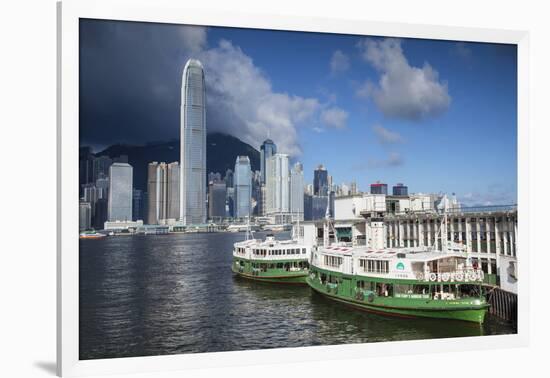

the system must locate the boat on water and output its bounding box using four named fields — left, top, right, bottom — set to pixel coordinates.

left=262, top=223, right=292, bottom=232
left=232, top=218, right=312, bottom=284
left=79, top=230, right=106, bottom=239
left=226, top=224, right=261, bottom=233
left=307, top=197, right=490, bottom=323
